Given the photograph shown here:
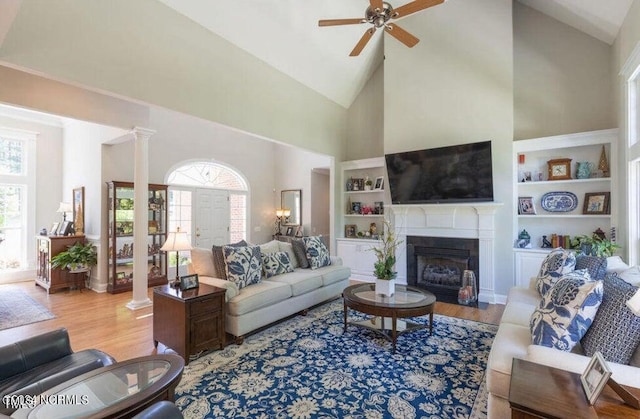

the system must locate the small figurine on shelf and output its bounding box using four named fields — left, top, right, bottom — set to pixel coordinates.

left=369, top=222, right=377, bottom=236
left=541, top=235, right=553, bottom=248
